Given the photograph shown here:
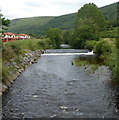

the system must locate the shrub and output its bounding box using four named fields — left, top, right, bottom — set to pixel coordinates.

left=38, top=40, right=47, bottom=49
left=85, top=40, right=97, bottom=51
left=99, top=27, right=118, bottom=38
left=38, top=38, right=53, bottom=49
left=94, top=40, right=112, bottom=56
